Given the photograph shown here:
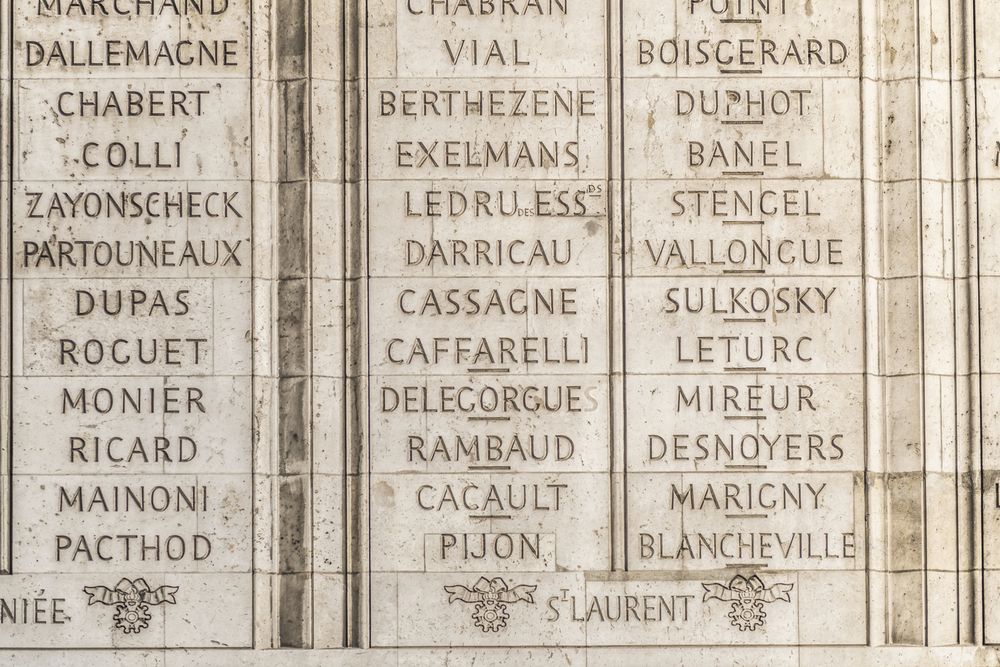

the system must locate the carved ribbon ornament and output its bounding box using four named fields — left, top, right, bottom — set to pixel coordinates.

left=444, top=577, right=537, bottom=632
left=83, top=578, right=179, bottom=634
left=702, top=574, right=793, bottom=632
